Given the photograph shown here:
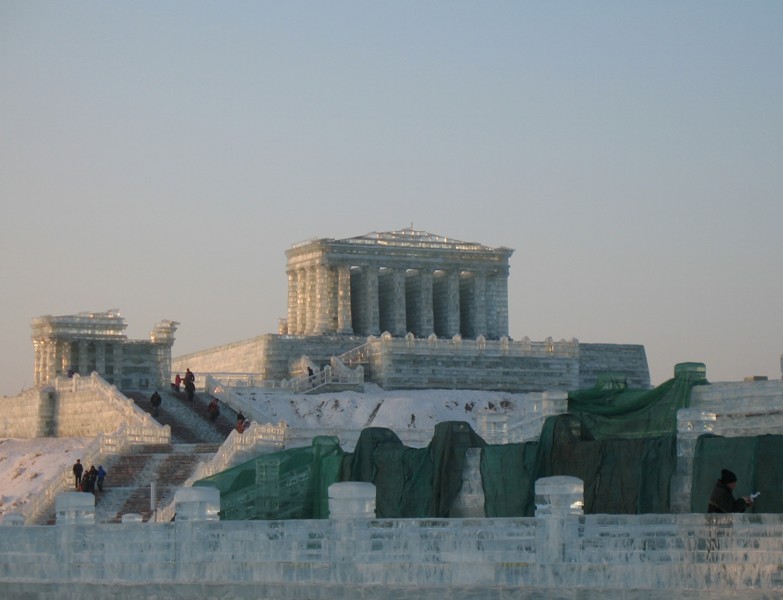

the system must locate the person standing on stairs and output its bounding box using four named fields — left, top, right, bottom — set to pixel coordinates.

left=72, top=459, right=83, bottom=489
left=150, top=390, right=162, bottom=417
left=208, top=398, right=220, bottom=422
left=96, top=465, right=107, bottom=492
left=184, top=368, right=196, bottom=401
